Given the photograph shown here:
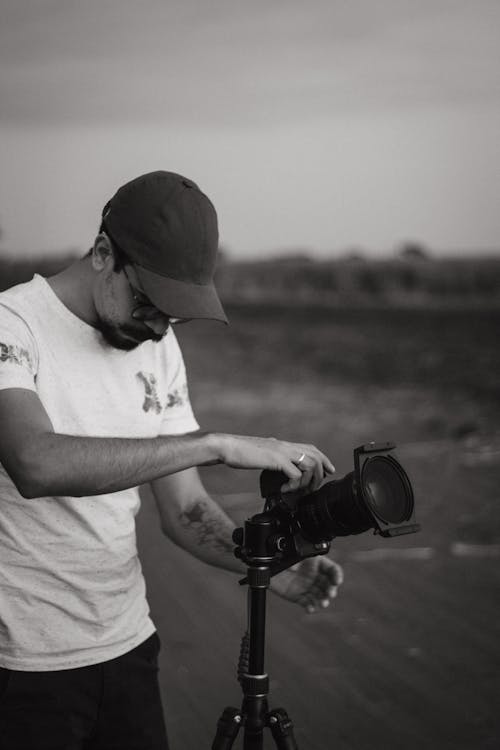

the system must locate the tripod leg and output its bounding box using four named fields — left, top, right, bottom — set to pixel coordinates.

left=243, top=696, right=268, bottom=750
left=211, top=706, right=242, bottom=750
left=268, top=708, right=299, bottom=750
